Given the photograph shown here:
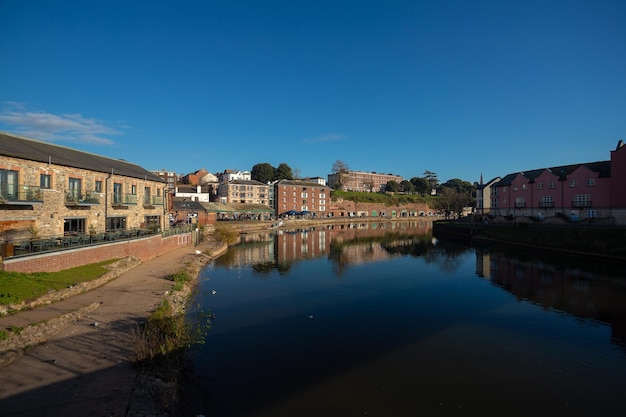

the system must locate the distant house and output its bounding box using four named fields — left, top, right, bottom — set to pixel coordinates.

left=482, top=141, right=626, bottom=224
left=0, top=132, right=166, bottom=243
left=219, top=169, right=251, bottom=184
left=181, top=168, right=209, bottom=185
left=328, top=170, right=404, bottom=192
left=217, top=179, right=269, bottom=205
left=274, top=179, right=330, bottom=217
left=475, top=176, right=501, bottom=216
left=174, top=184, right=213, bottom=202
